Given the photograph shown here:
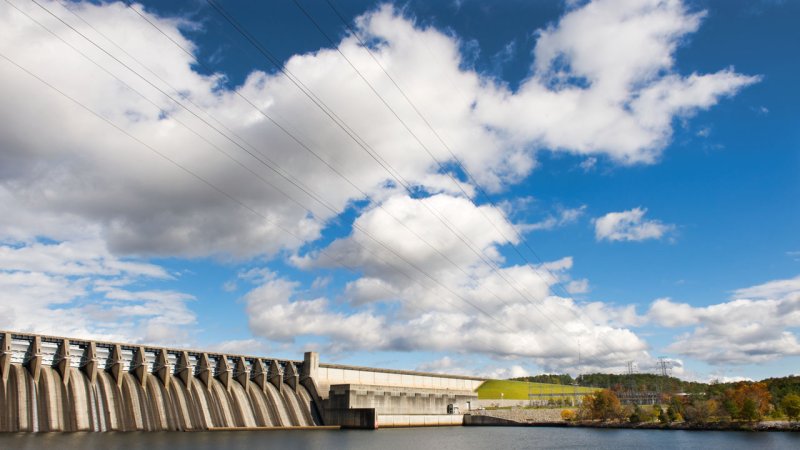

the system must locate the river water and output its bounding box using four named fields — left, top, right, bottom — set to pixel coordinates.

left=1, top=427, right=799, bottom=449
